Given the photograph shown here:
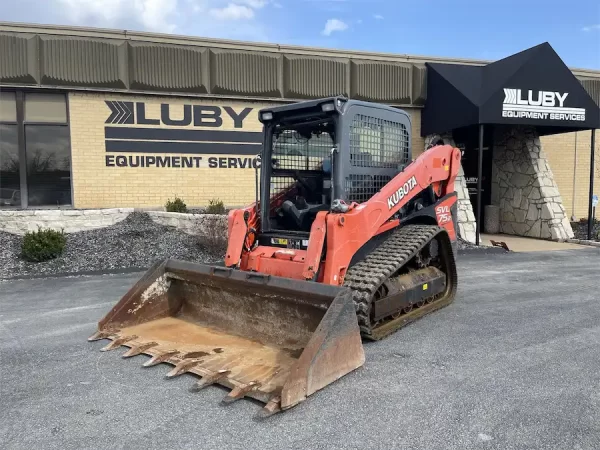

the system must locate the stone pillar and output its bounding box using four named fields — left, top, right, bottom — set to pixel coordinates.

left=490, top=126, right=574, bottom=241
left=424, top=133, right=479, bottom=244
